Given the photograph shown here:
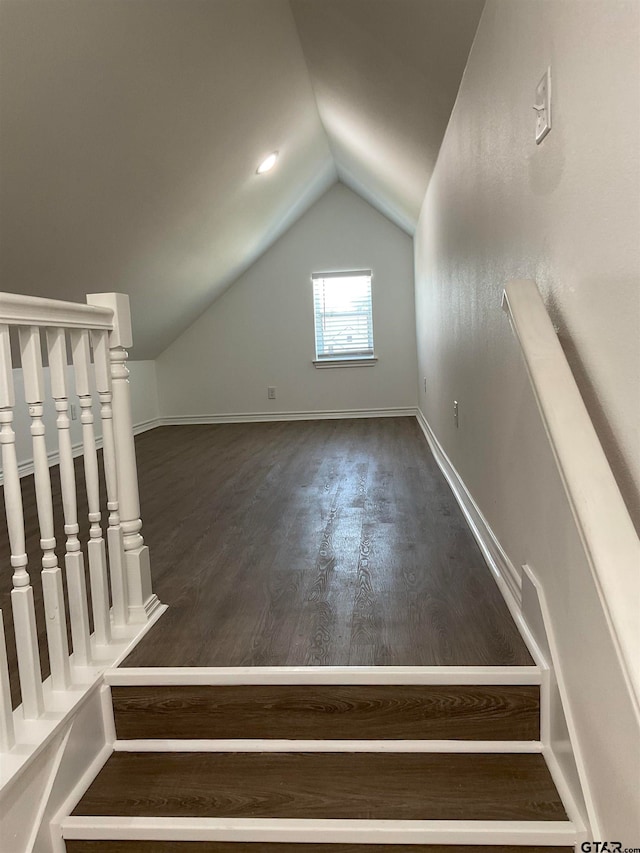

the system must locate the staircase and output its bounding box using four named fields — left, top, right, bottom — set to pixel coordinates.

left=59, top=668, right=580, bottom=851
